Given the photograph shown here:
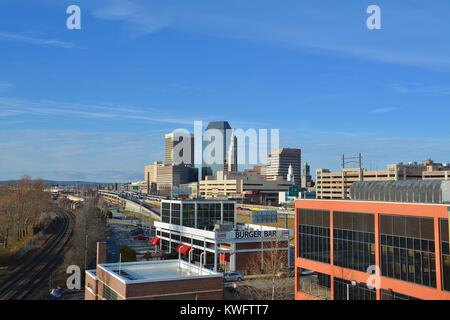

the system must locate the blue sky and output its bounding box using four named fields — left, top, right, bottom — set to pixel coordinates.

left=1, top=0, right=450, bottom=182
